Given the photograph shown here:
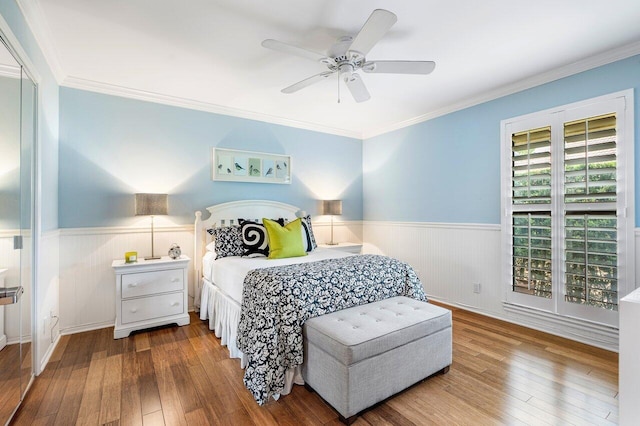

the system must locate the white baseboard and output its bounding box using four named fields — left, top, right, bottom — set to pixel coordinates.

left=429, top=296, right=618, bottom=352
left=39, top=333, right=61, bottom=374
left=60, top=320, right=114, bottom=336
